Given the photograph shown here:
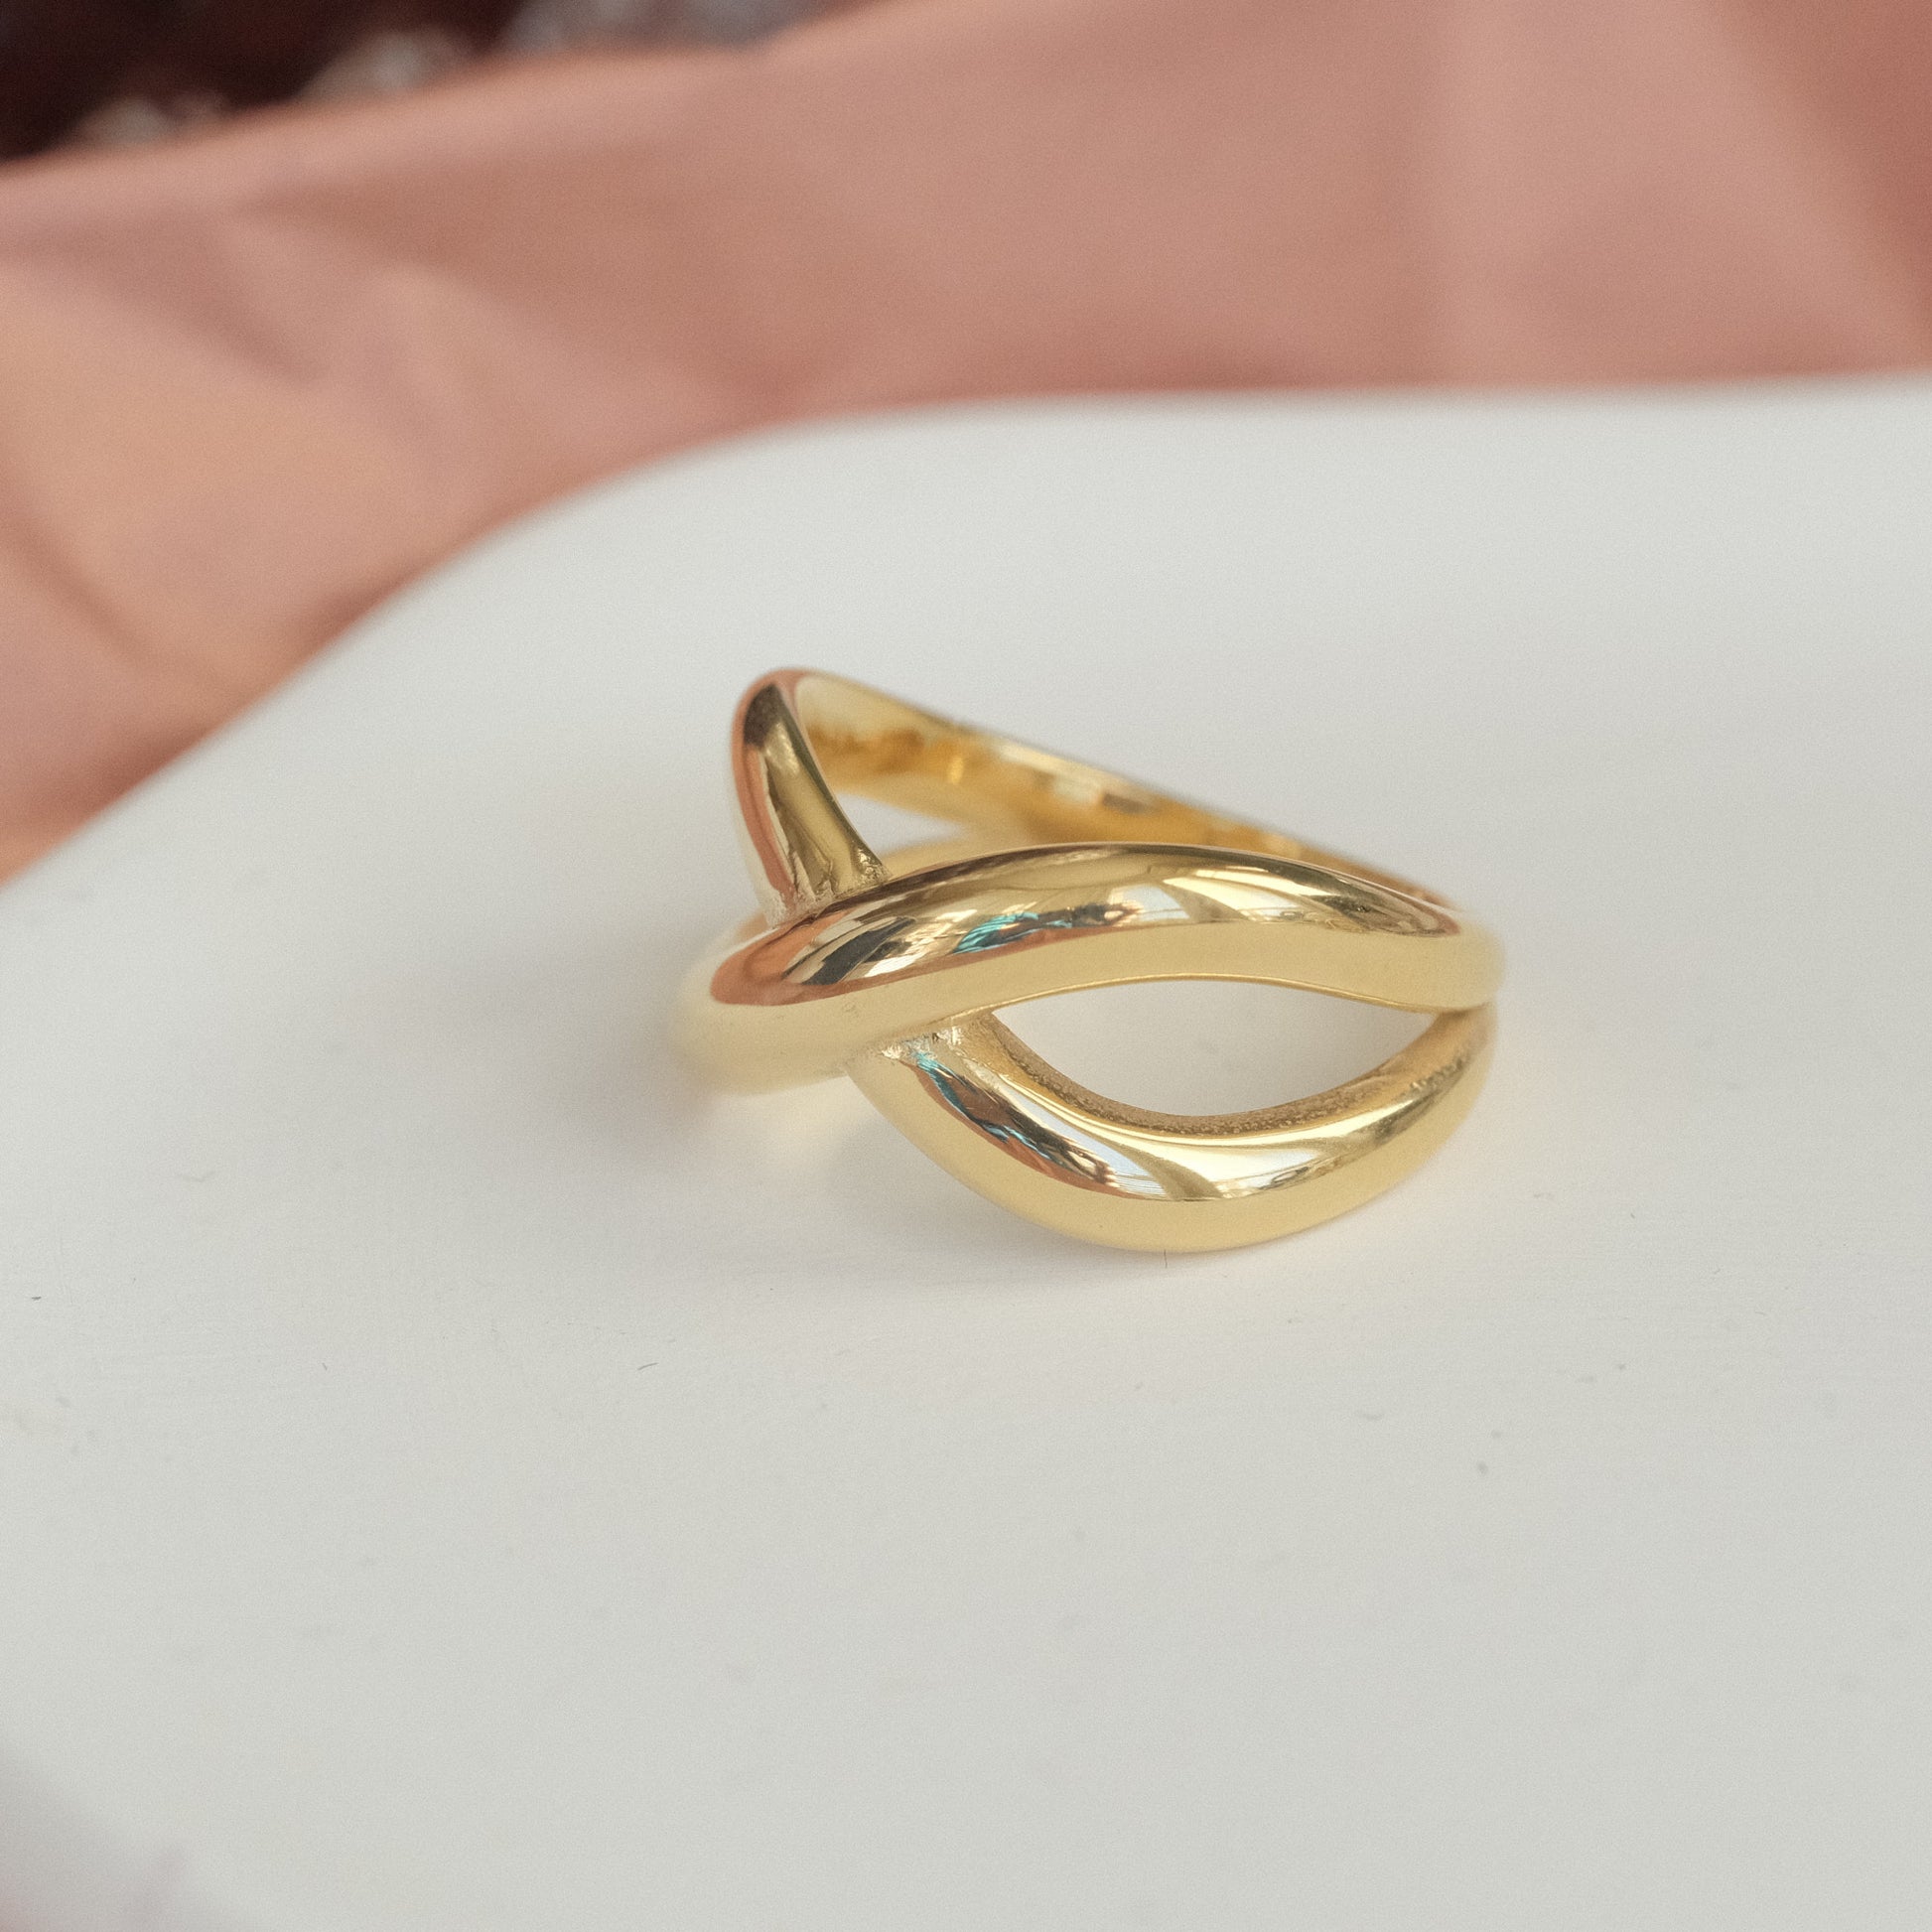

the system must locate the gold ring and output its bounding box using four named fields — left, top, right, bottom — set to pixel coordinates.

left=678, top=671, right=1502, bottom=1252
